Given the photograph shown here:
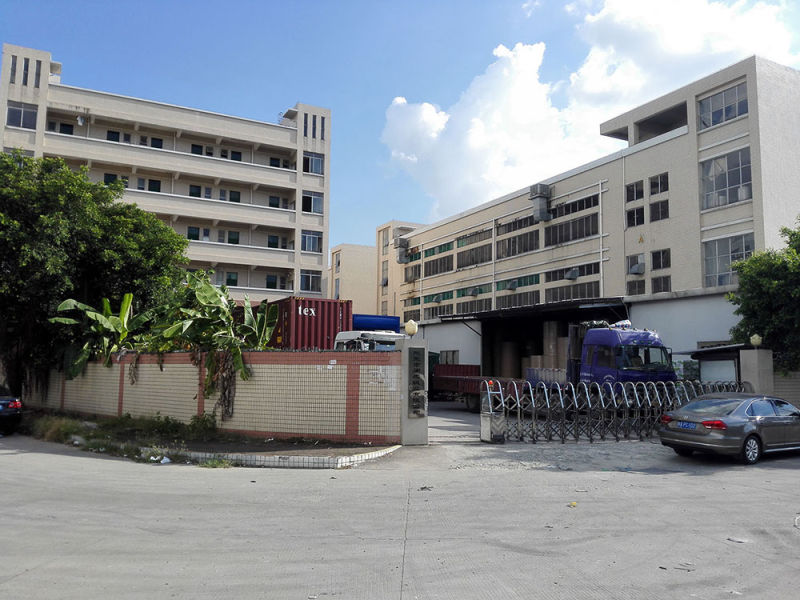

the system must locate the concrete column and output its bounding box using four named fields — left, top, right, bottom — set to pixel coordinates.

left=399, top=339, right=428, bottom=445
left=740, top=349, right=774, bottom=394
